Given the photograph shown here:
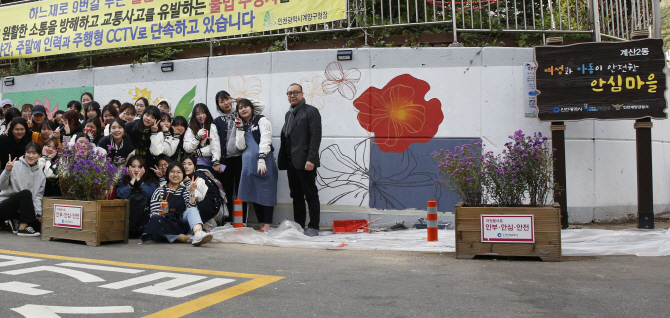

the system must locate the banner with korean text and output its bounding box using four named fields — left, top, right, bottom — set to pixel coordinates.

left=0, top=0, right=347, bottom=59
